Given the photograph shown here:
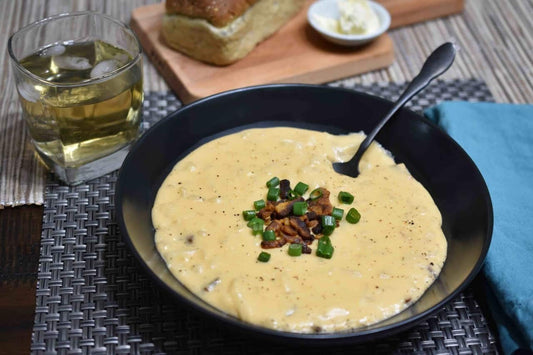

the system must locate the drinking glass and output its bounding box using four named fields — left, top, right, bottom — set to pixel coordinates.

left=8, top=12, right=143, bottom=185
